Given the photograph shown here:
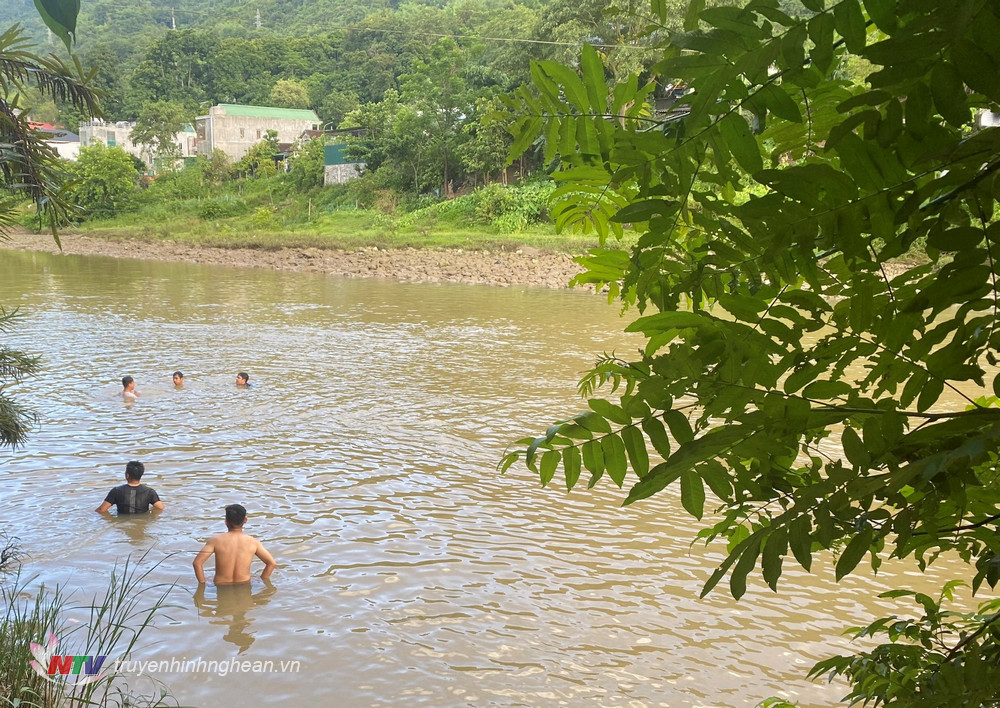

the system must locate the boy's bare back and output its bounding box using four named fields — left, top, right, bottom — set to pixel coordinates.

left=194, top=530, right=275, bottom=584
left=193, top=504, right=275, bottom=585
